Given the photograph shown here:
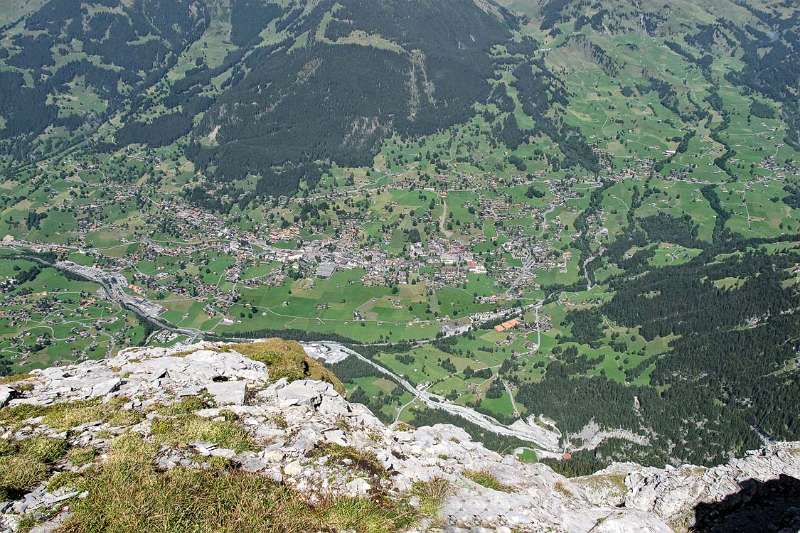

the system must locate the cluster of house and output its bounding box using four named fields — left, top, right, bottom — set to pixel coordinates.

left=0, top=288, right=119, bottom=359
left=251, top=226, right=493, bottom=289
left=0, top=276, right=17, bottom=293
left=269, top=226, right=301, bottom=242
